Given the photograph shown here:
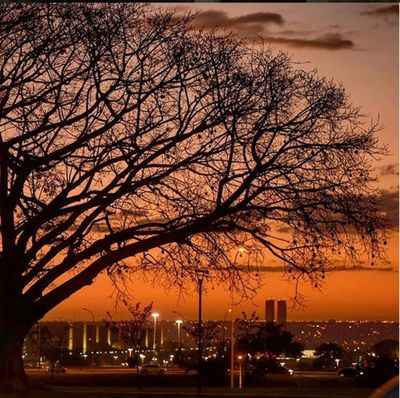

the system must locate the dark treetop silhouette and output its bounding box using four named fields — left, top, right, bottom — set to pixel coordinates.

left=0, top=4, right=386, bottom=390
